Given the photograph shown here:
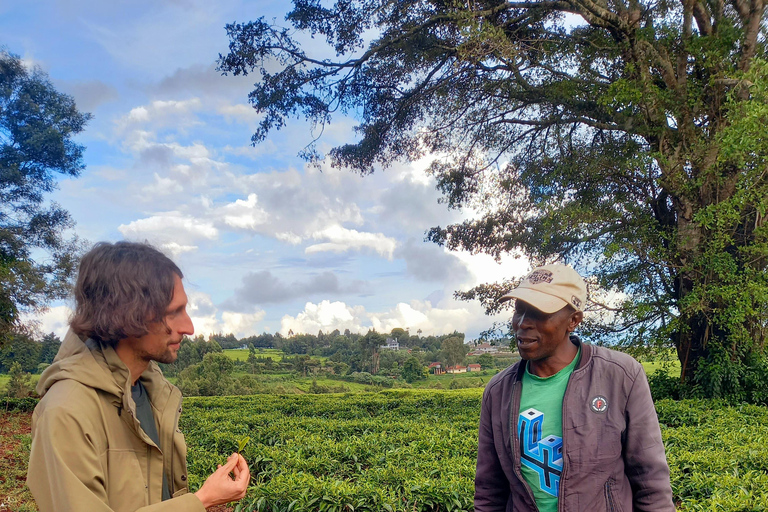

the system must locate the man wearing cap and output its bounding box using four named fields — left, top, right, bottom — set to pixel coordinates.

left=474, top=264, right=674, bottom=512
